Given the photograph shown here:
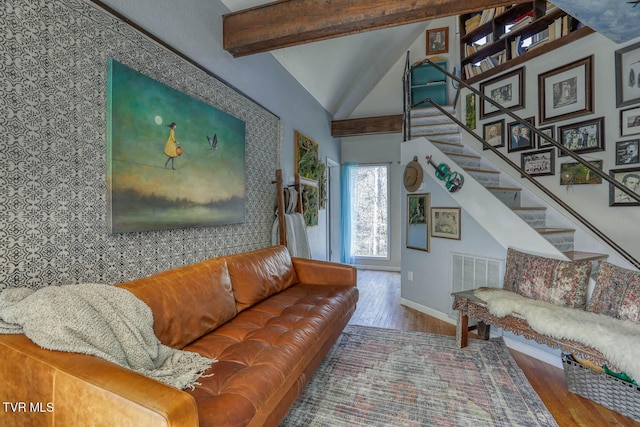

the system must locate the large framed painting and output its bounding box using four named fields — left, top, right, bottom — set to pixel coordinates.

left=106, top=59, right=246, bottom=233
